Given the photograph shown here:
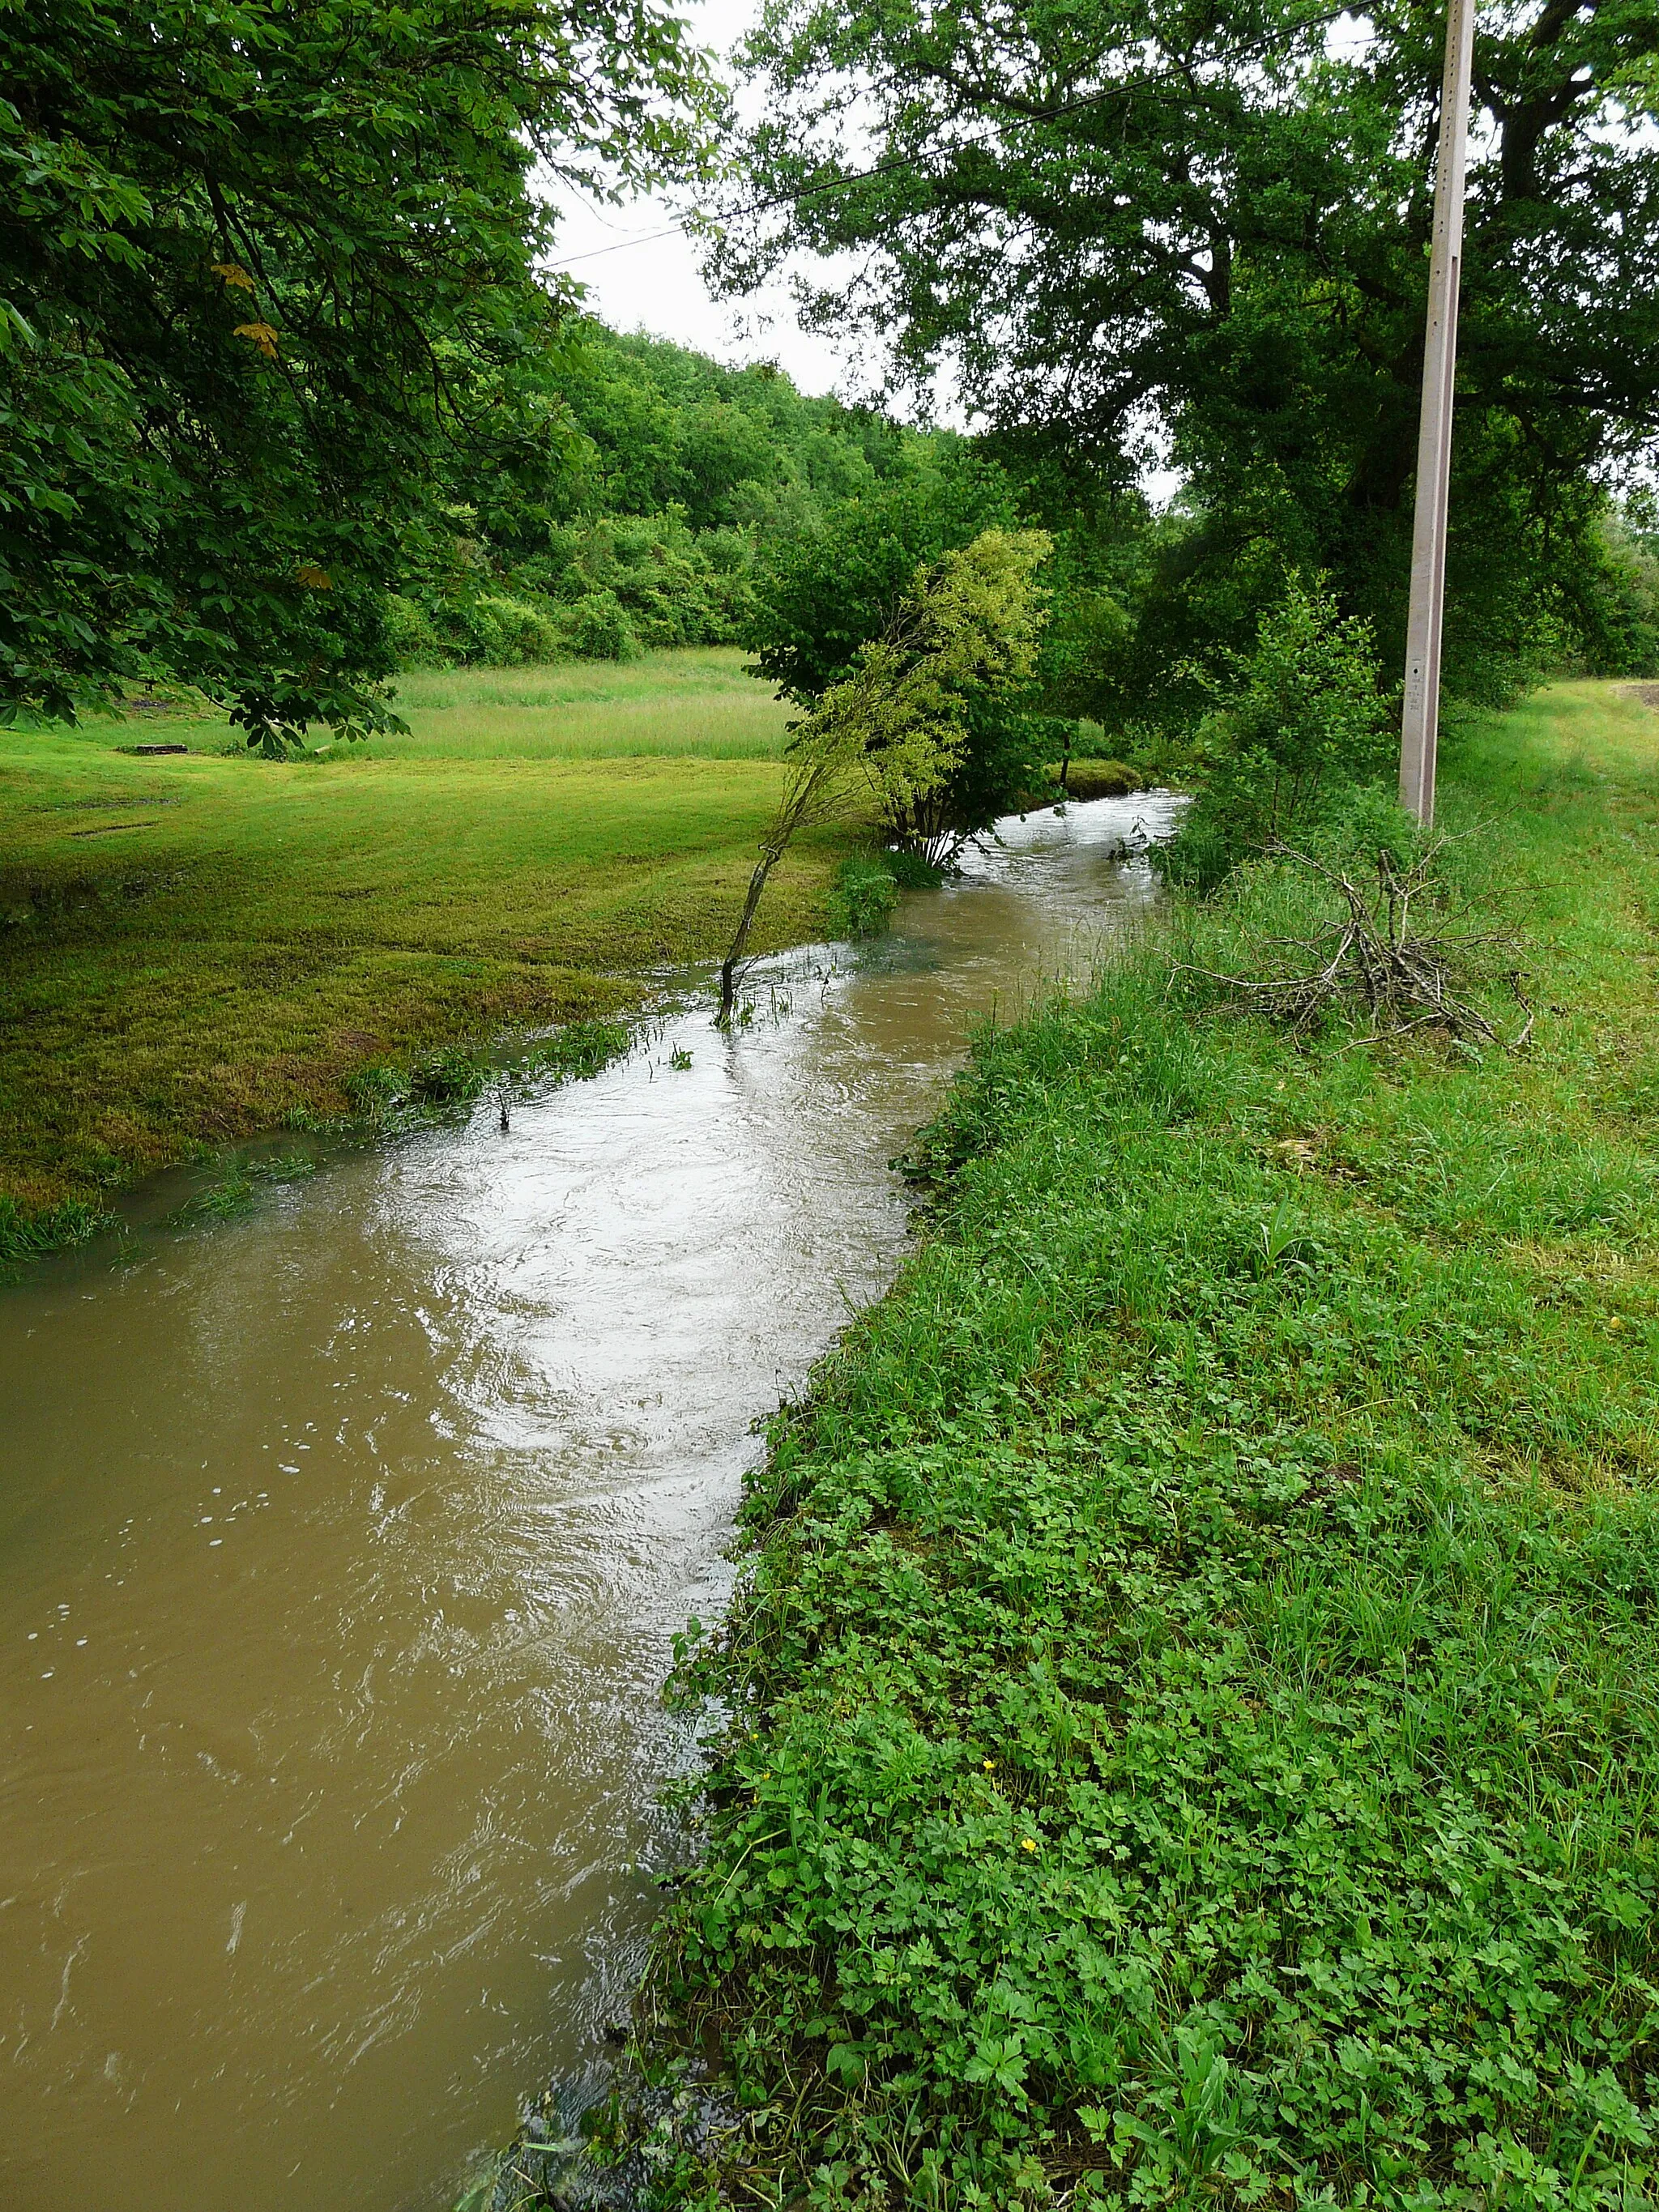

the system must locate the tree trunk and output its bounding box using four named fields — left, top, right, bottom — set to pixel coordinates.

left=719, top=849, right=778, bottom=1025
